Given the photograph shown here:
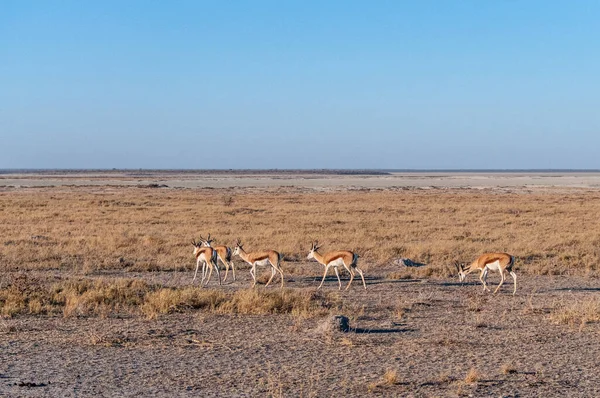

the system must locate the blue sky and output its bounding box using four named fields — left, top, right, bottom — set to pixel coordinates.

left=1, top=1, right=599, bottom=169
